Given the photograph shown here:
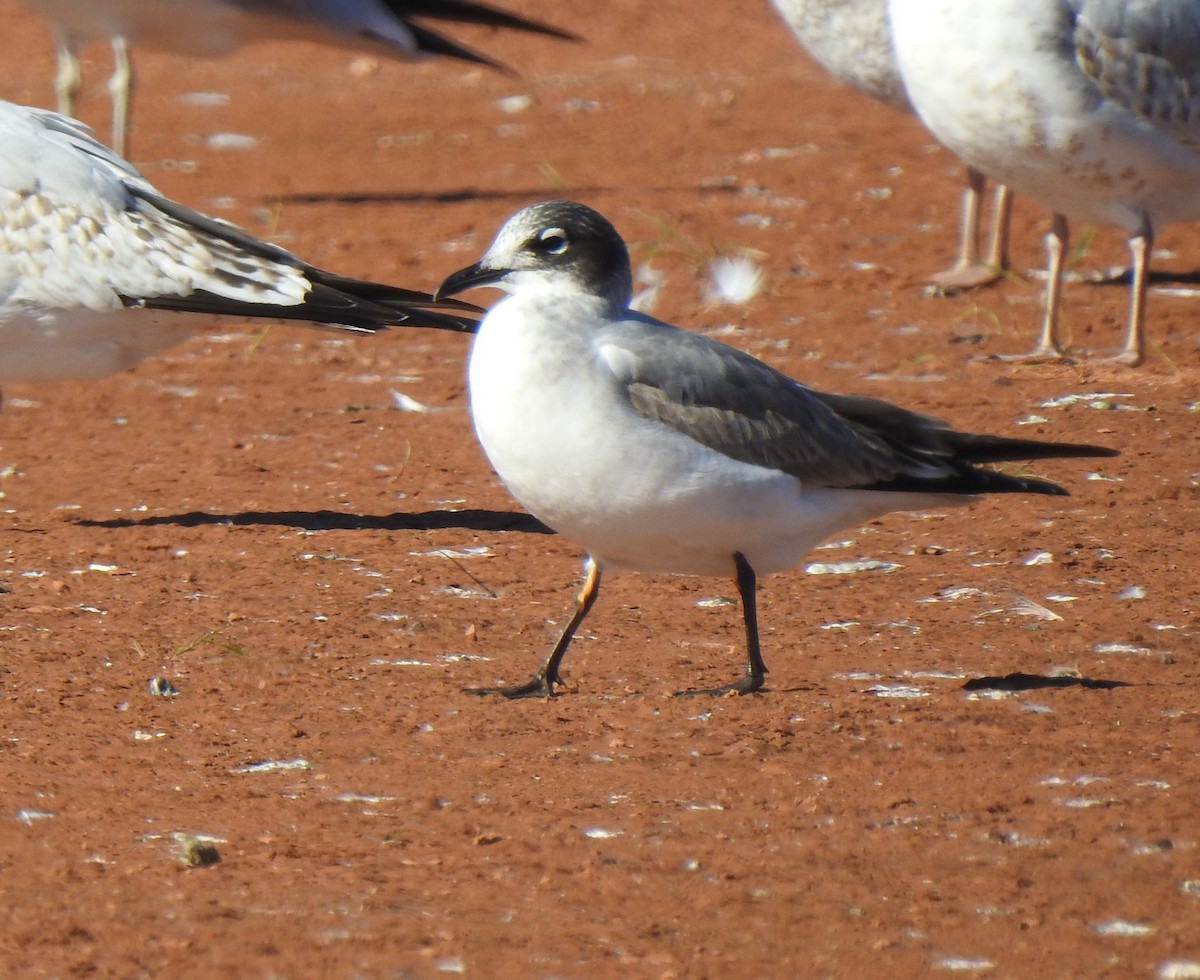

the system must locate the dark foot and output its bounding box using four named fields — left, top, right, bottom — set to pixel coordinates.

left=673, top=672, right=765, bottom=697
left=464, top=673, right=561, bottom=699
